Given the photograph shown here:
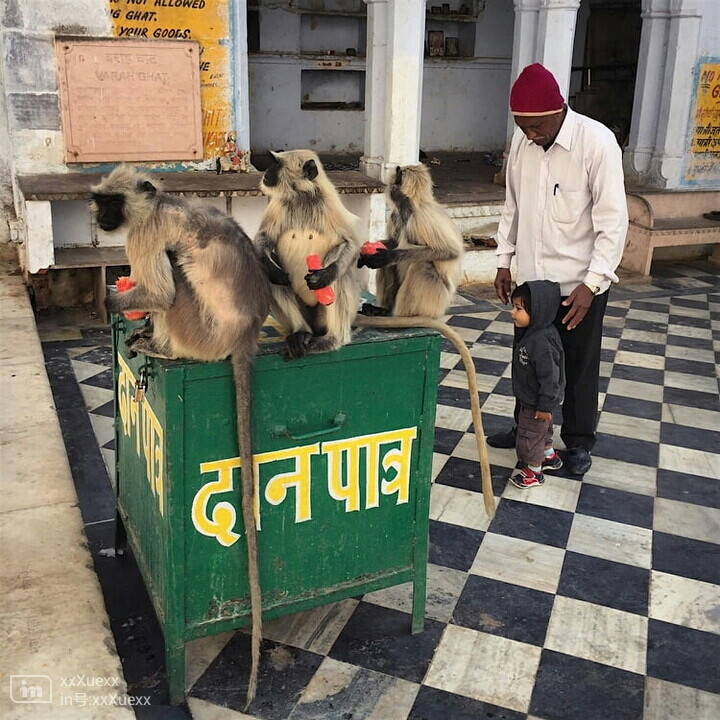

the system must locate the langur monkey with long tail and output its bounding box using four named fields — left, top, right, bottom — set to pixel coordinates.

left=356, top=164, right=495, bottom=517
left=255, top=149, right=362, bottom=359
left=359, top=163, right=463, bottom=318
left=91, top=165, right=269, bottom=709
